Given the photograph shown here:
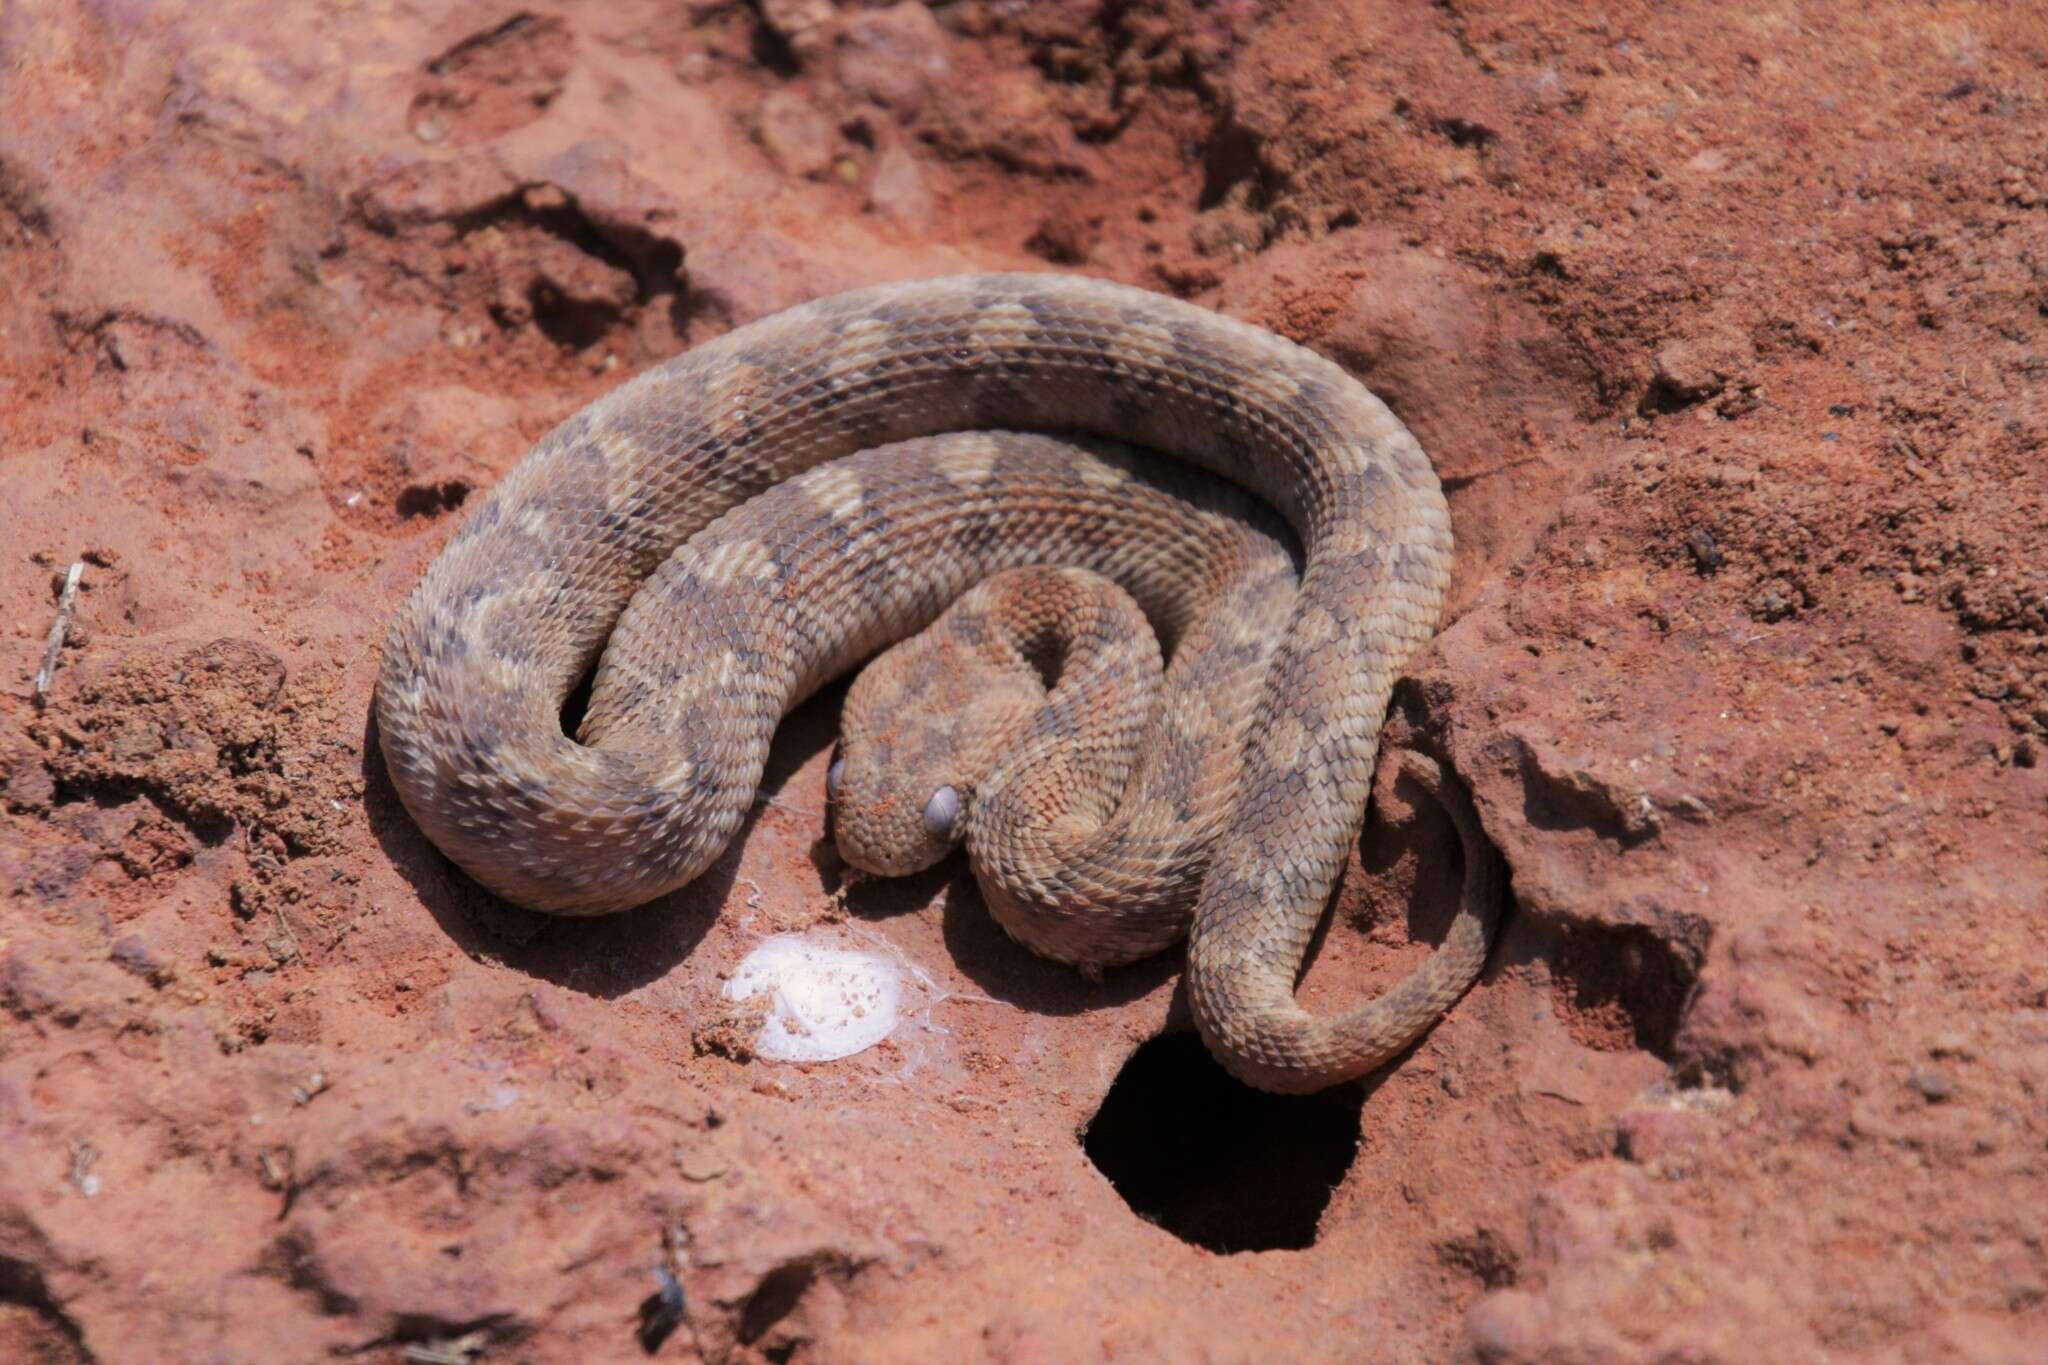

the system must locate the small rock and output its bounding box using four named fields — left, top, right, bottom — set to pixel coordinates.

left=3, top=752, right=56, bottom=813
left=758, top=0, right=838, bottom=61
left=1463, top=1288, right=1549, bottom=1358
left=1906, top=1068, right=1955, bottom=1103
left=1928, top=1032, right=1974, bottom=1061
left=1190, top=201, right=1266, bottom=258
left=1616, top=1105, right=1712, bottom=1176
left=110, top=935, right=168, bottom=986
left=1651, top=327, right=1752, bottom=404
left=1715, top=384, right=1763, bottom=418
left=866, top=142, right=933, bottom=227
left=1916, top=280, right=1950, bottom=325
left=674, top=50, right=716, bottom=84
left=837, top=2, right=951, bottom=112
left=1683, top=527, right=1724, bottom=573
left=480, top=222, right=638, bottom=339
left=1024, top=207, right=1101, bottom=265
left=108, top=717, right=165, bottom=763
left=754, top=90, right=839, bottom=178
left=1894, top=716, right=1944, bottom=751
left=915, top=65, right=1087, bottom=177
left=1751, top=582, right=1798, bottom=621
left=1702, top=463, right=1757, bottom=488
left=354, top=156, right=521, bottom=233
